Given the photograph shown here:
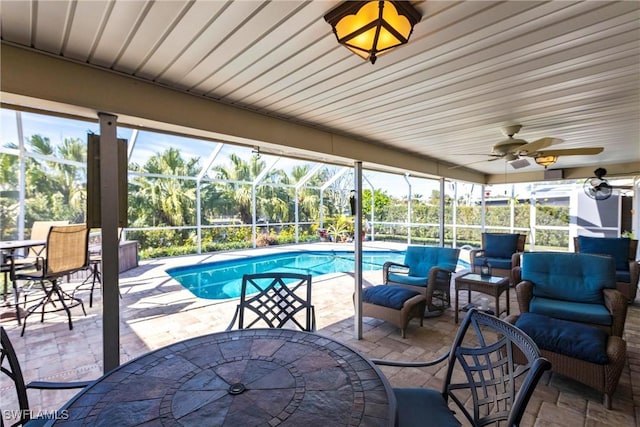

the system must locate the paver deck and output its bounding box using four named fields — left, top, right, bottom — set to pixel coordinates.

left=1, top=242, right=638, bottom=426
